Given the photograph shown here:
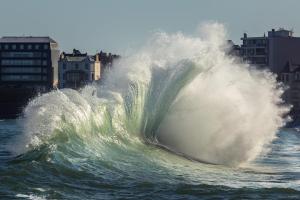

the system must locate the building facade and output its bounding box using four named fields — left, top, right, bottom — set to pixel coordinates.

left=0, top=36, right=59, bottom=90
left=279, top=62, right=300, bottom=121
left=0, top=36, right=60, bottom=118
left=240, top=33, right=268, bottom=67
left=241, top=29, right=300, bottom=124
left=58, top=49, right=101, bottom=89
left=268, top=29, right=300, bottom=74
left=241, top=28, right=300, bottom=74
